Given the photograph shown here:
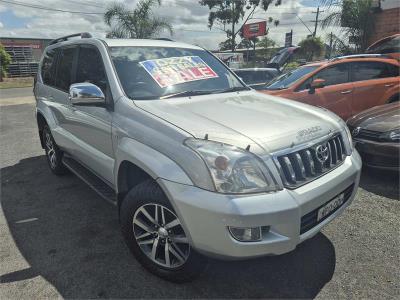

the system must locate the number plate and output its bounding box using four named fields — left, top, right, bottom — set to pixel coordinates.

left=317, top=193, right=345, bottom=221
